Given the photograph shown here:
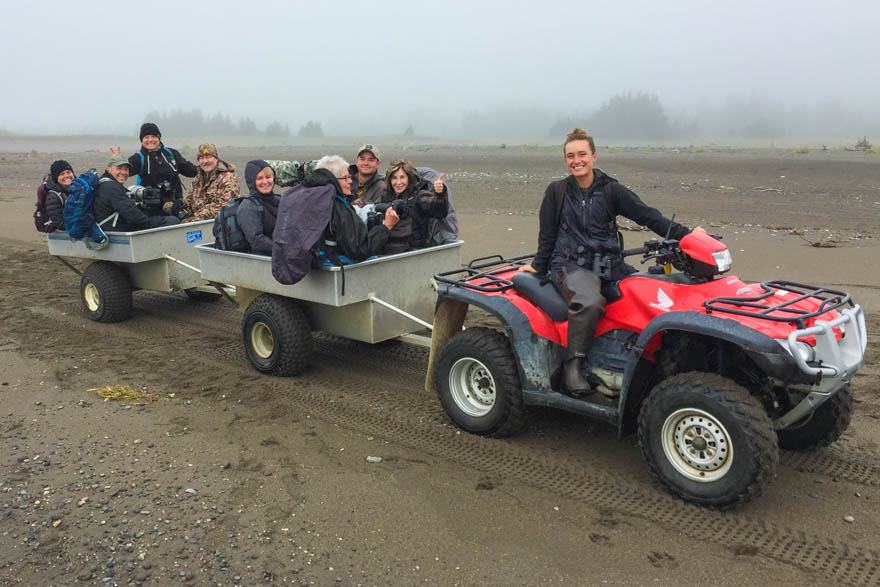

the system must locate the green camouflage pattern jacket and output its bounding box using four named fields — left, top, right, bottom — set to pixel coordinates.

left=182, top=160, right=240, bottom=222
